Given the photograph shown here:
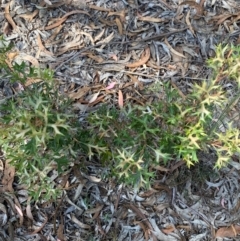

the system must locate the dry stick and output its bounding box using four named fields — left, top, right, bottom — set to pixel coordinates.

left=54, top=28, right=187, bottom=72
